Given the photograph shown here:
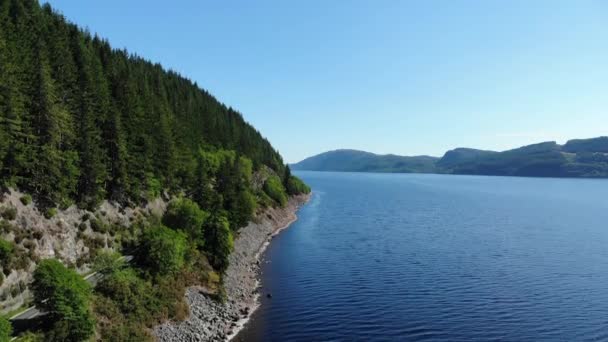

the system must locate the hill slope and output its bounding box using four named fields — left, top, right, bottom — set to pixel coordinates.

left=0, top=2, right=311, bottom=340
left=291, top=149, right=439, bottom=173
left=294, top=137, right=608, bottom=178
left=0, top=0, right=290, bottom=210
